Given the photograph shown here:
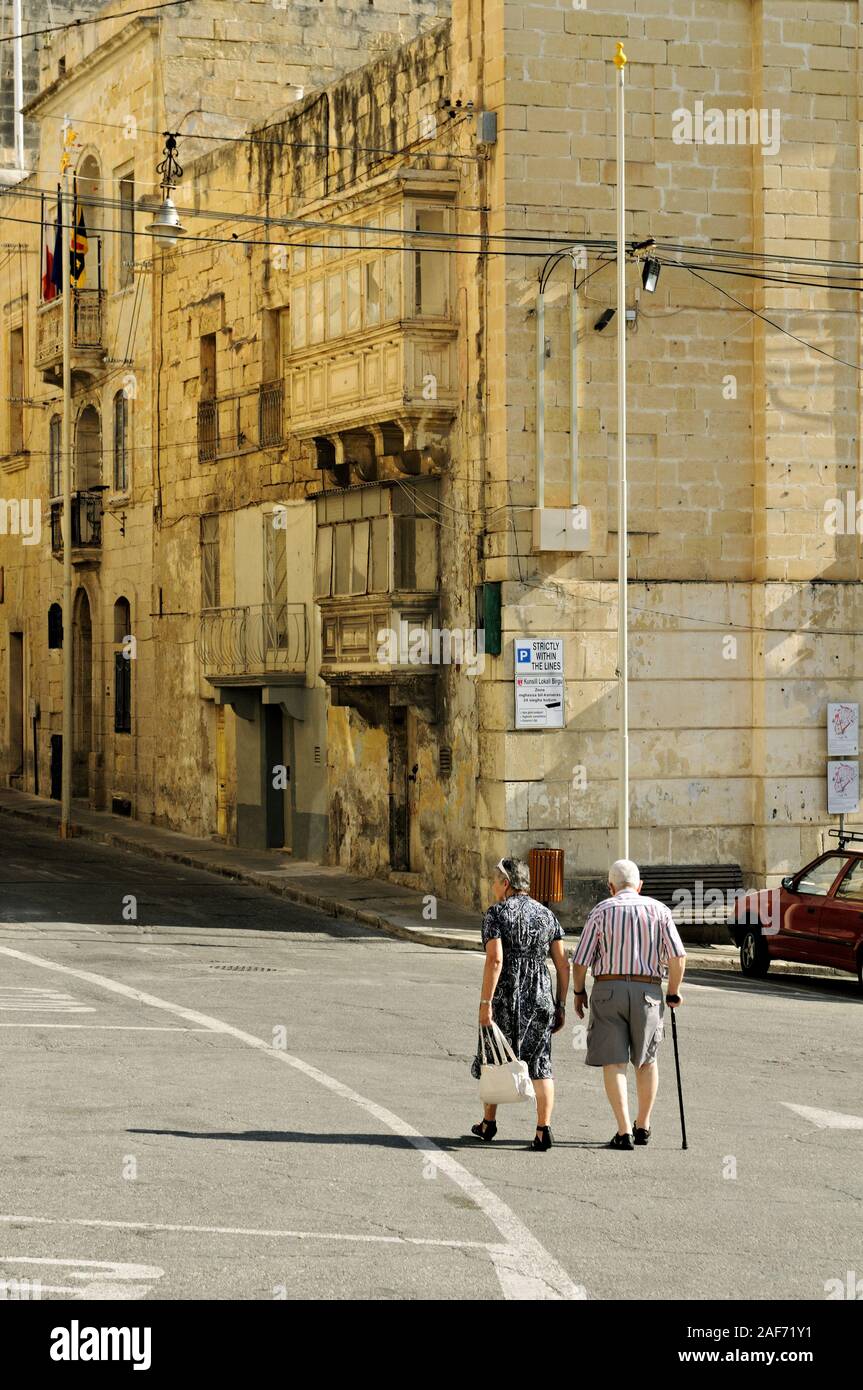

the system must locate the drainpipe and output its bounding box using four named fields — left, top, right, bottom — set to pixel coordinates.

left=535, top=285, right=545, bottom=507
left=570, top=260, right=578, bottom=507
